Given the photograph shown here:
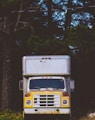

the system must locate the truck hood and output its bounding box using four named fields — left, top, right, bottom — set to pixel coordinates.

left=29, top=88, right=63, bottom=92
